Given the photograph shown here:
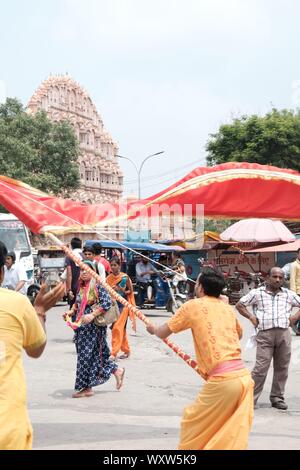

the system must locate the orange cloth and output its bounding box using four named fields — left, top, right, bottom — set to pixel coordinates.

left=168, top=296, right=243, bottom=379
left=168, top=296, right=253, bottom=450
left=107, top=272, right=136, bottom=357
